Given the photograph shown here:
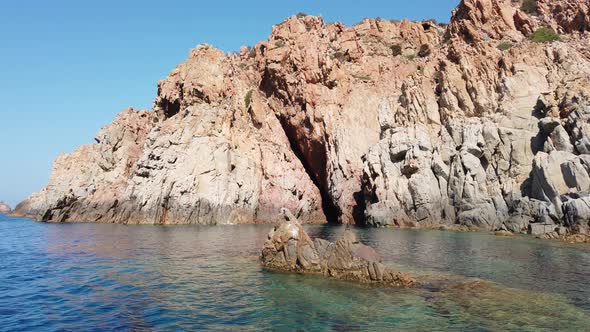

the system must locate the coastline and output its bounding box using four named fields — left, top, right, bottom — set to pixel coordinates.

left=11, top=0, right=590, bottom=242
left=10, top=213, right=590, bottom=245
